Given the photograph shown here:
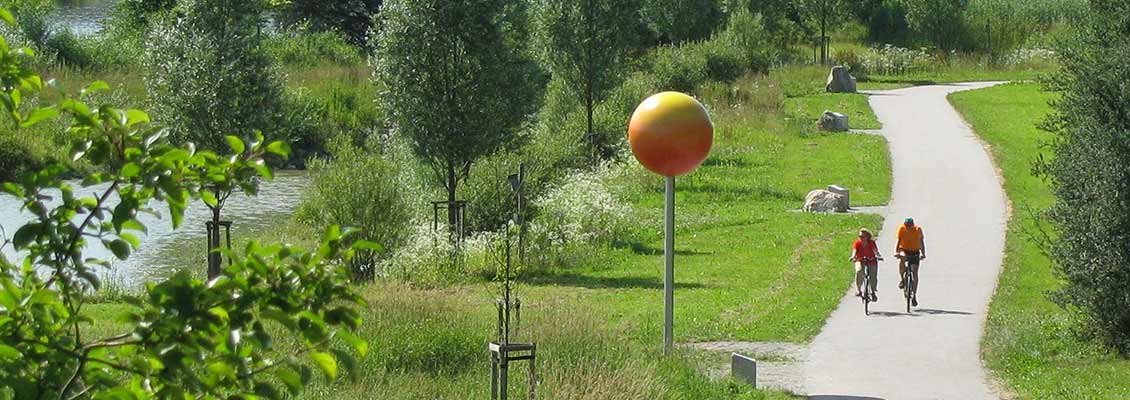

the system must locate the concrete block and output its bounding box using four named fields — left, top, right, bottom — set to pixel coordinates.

left=731, top=352, right=757, bottom=387
left=827, top=184, right=850, bottom=210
